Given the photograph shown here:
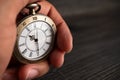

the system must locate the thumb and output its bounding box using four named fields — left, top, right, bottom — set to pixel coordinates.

left=0, top=0, right=42, bottom=78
